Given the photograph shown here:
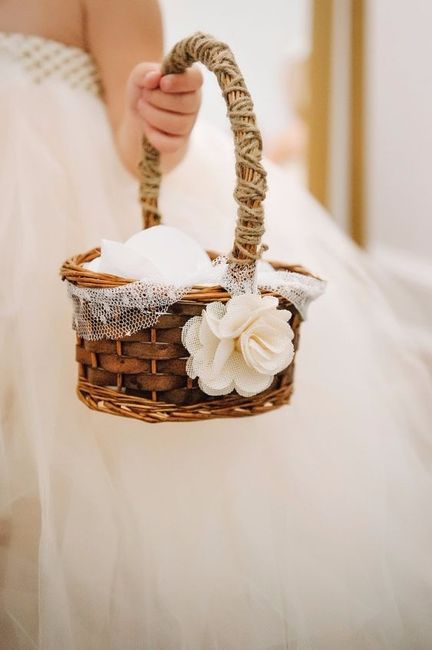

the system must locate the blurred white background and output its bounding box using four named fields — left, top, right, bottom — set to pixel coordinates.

left=160, top=0, right=311, bottom=140
left=367, top=0, right=432, bottom=261
left=366, top=0, right=432, bottom=362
